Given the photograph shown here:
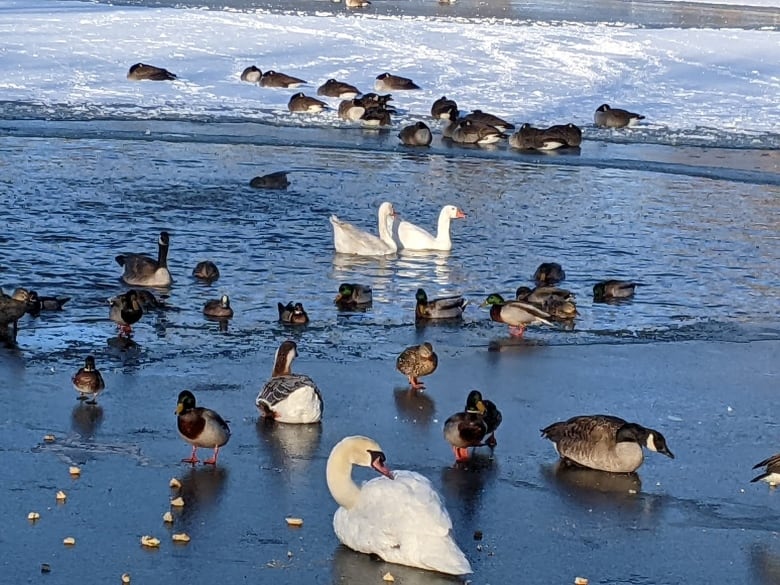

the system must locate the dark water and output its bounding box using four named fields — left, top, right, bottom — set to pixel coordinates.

left=1, top=1, right=780, bottom=585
